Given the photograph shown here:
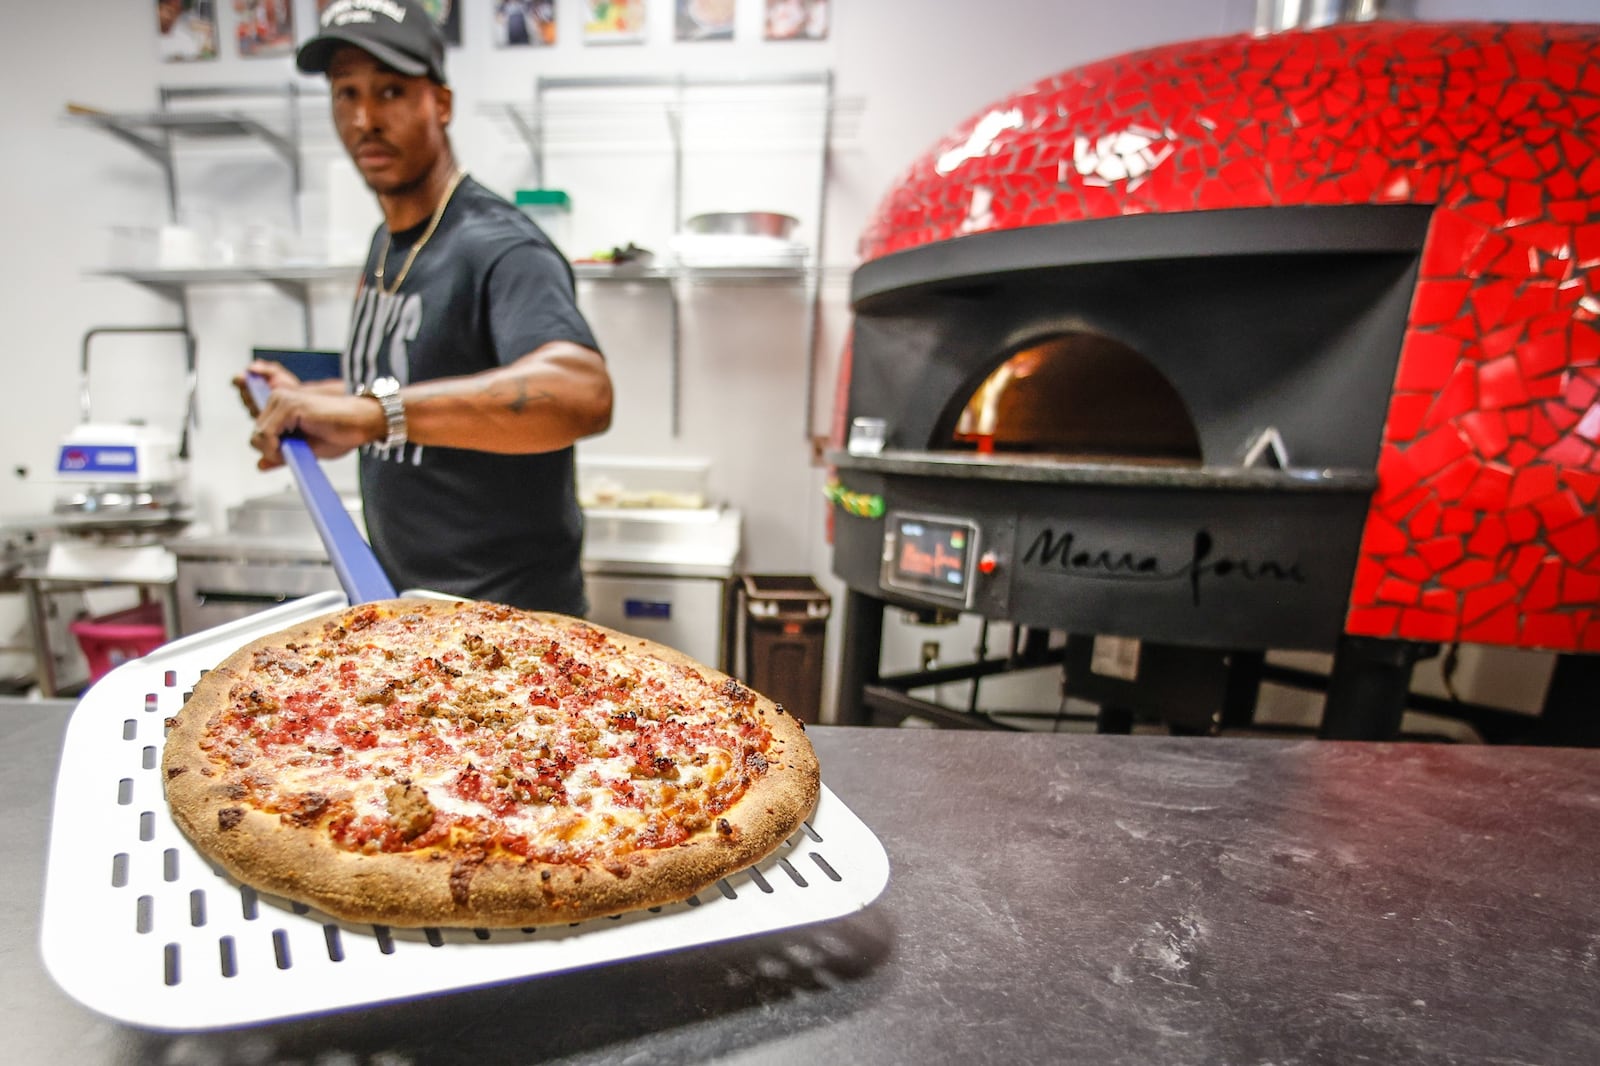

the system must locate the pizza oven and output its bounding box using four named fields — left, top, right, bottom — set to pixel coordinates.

left=826, top=19, right=1600, bottom=738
